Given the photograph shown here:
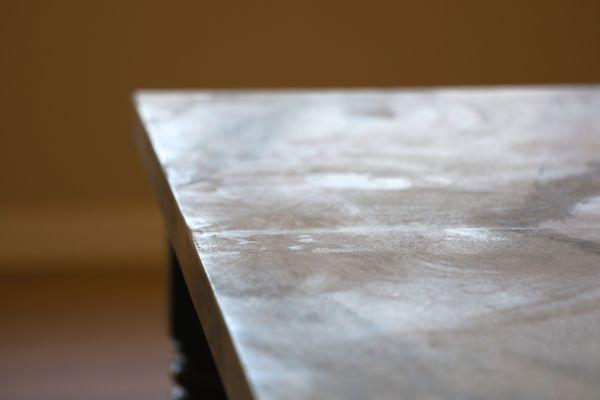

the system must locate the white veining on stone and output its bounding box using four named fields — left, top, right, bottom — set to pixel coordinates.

left=306, top=173, right=412, bottom=190
left=573, top=196, right=600, bottom=215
